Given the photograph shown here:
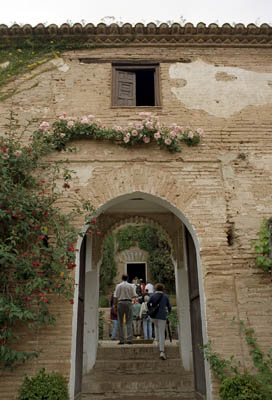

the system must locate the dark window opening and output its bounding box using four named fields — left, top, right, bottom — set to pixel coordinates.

left=127, top=263, right=146, bottom=283
left=136, top=69, right=155, bottom=106
left=112, top=64, right=160, bottom=107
